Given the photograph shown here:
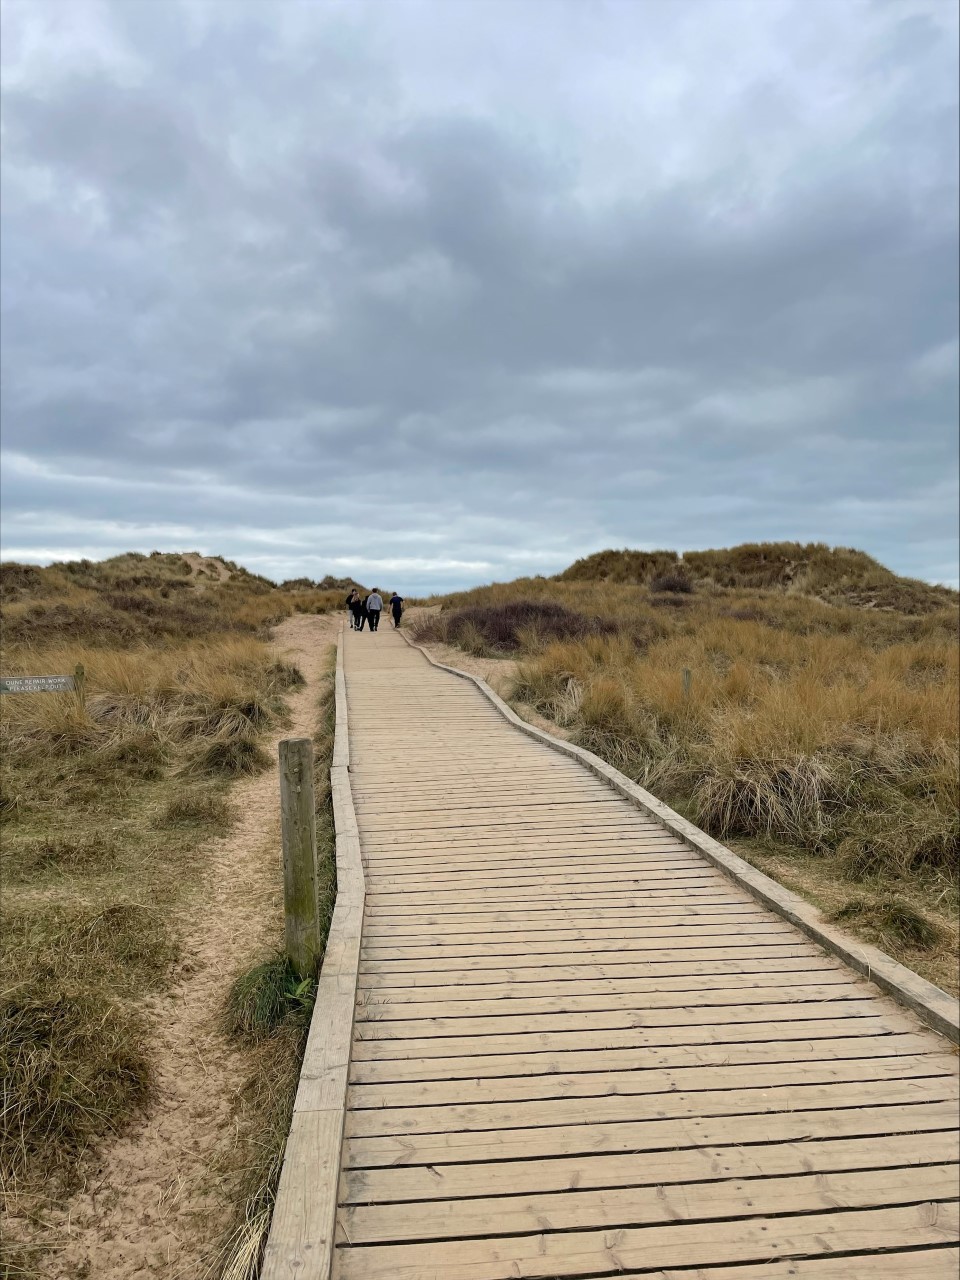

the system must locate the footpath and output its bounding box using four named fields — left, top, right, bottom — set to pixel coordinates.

left=273, top=623, right=960, bottom=1280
